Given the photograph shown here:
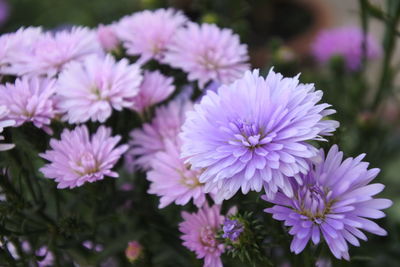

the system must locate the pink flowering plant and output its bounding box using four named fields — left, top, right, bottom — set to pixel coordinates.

left=0, top=2, right=399, bottom=267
